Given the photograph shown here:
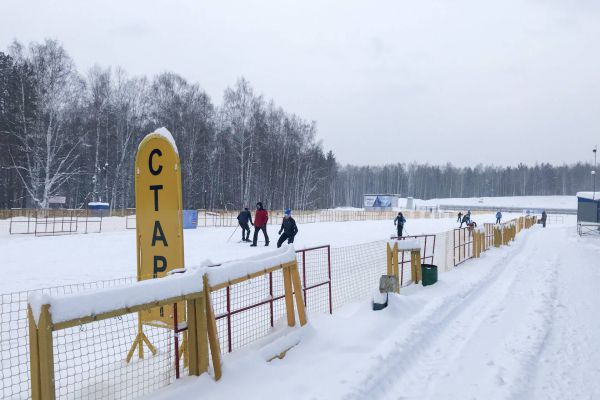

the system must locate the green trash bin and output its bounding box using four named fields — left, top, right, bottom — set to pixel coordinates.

left=421, top=264, right=438, bottom=286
